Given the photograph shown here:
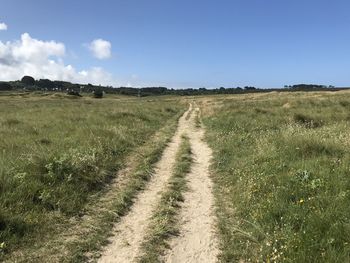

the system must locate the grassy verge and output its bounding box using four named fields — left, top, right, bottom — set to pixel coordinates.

left=67, top=113, right=184, bottom=263
left=138, top=135, right=192, bottom=263
left=201, top=92, right=350, bottom=262
left=185, top=106, right=193, bottom=120
left=0, top=92, right=185, bottom=261
left=194, top=108, right=201, bottom=128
